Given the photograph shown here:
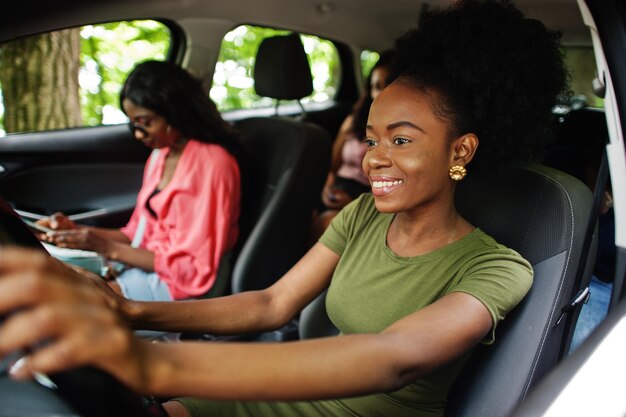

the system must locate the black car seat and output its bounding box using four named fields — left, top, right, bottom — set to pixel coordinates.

left=206, top=33, right=331, bottom=297
left=230, top=33, right=331, bottom=293
left=298, top=164, right=595, bottom=417
left=229, top=117, right=330, bottom=293
left=253, top=32, right=313, bottom=114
